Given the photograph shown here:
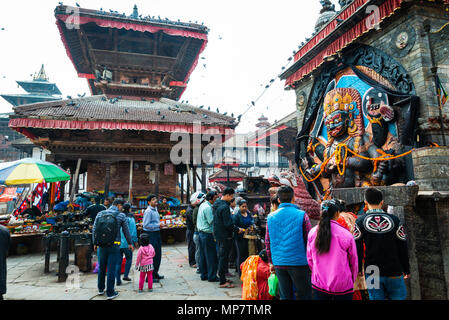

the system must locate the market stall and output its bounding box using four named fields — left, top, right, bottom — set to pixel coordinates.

left=0, top=158, right=71, bottom=256
left=134, top=206, right=187, bottom=244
